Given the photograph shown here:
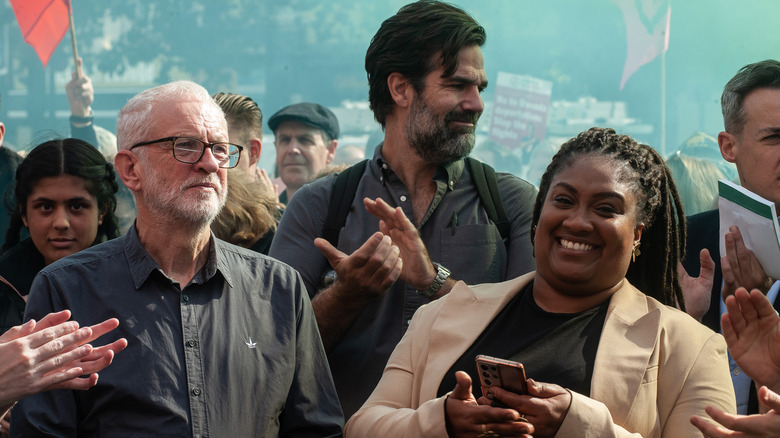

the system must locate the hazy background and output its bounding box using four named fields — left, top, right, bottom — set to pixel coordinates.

left=1, top=0, right=778, bottom=176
